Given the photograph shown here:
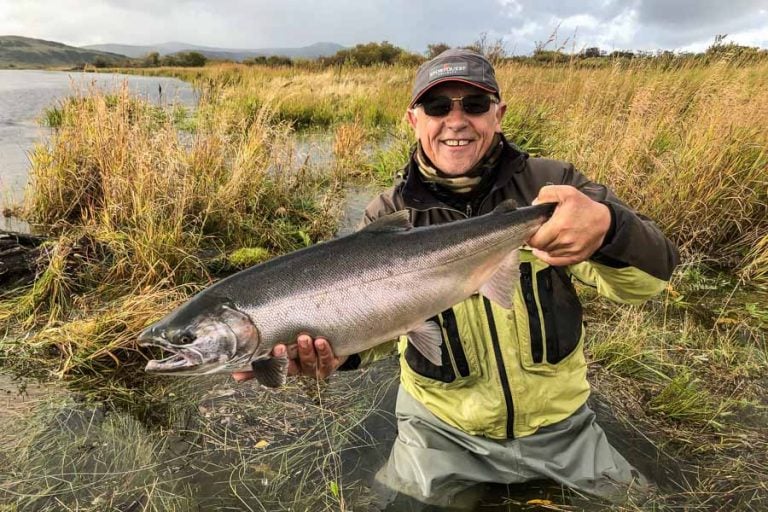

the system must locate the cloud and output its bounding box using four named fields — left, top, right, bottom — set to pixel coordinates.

left=0, top=0, right=765, bottom=54
left=637, top=0, right=763, bottom=27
